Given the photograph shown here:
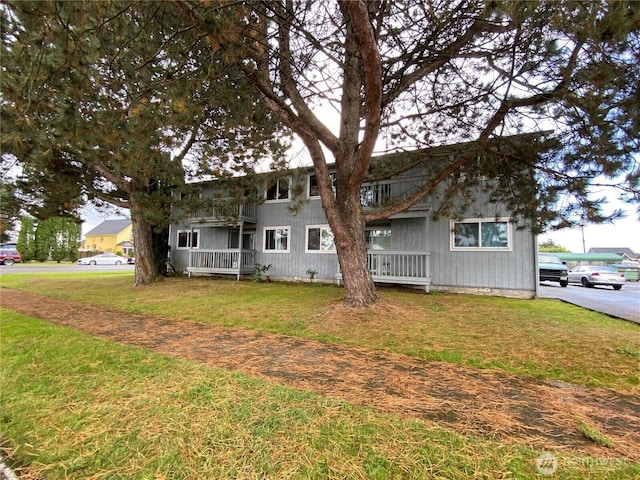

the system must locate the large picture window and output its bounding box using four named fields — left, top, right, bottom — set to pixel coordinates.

left=265, top=177, right=290, bottom=201
left=263, top=226, right=290, bottom=252
left=451, top=219, right=511, bottom=250
left=177, top=229, right=199, bottom=249
left=306, top=225, right=336, bottom=253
